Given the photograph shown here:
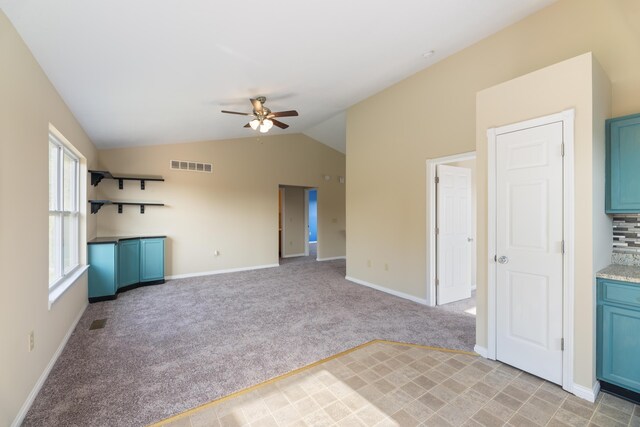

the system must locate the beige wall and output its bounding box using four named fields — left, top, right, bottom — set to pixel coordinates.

left=346, top=0, right=635, bottom=393
left=347, top=0, right=639, bottom=301
left=0, top=11, right=98, bottom=426
left=281, top=186, right=306, bottom=257
left=476, top=53, right=611, bottom=393
left=96, top=134, right=345, bottom=276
